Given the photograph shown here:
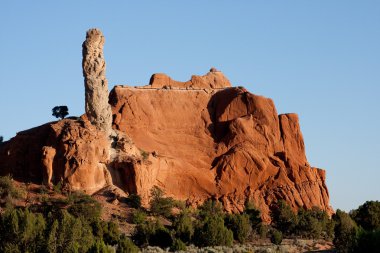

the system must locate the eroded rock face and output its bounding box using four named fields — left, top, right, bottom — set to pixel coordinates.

left=0, top=118, right=112, bottom=194
left=82, top=28, right=112, bottom=135
left=149, top=68, right=231, bottom=89
left=110, top=80, right=333, bottom=221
